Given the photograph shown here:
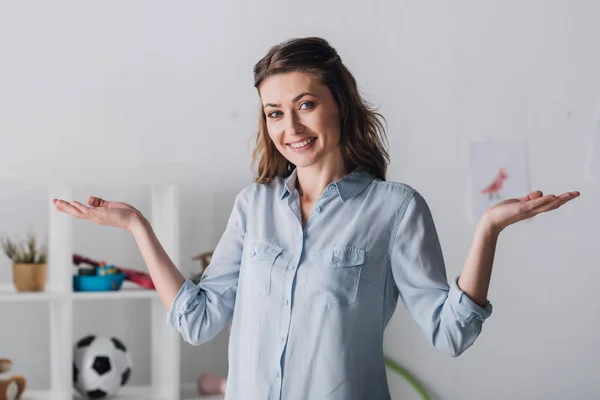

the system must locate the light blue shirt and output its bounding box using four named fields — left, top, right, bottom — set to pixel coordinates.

left=167, top=167, right=492, bottom=400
